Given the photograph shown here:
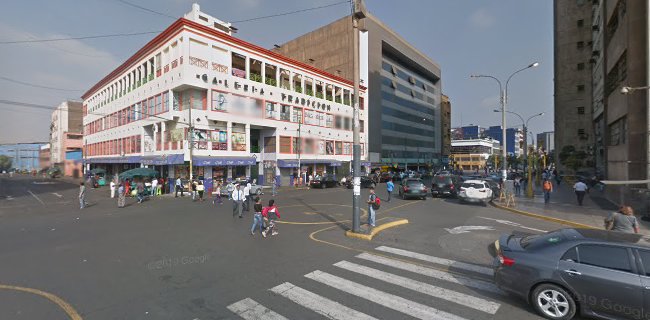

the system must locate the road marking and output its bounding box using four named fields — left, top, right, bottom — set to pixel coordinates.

left=227, top=298, right=288, bottom=320
left=375, top=246, right=494, bottom=276
left=32, top=181, right=57, bottom=185
left=333, top=260, right=501, bottom=314
left=270, top=282, right=377, bottom=320
left=443, top=226, right=496, bottom=234
left=0, top=284, right=82, bottom=320
left=477, top=216, right=547, bottom=232
left=27, top=190, right=45, bottom=205
left=305, top=270, right=467, bottom=320
left=356, top=253, right=500, bottom=294
left=52, top=192, right=63, bottom=198
left=5, top=196, right=14, bottom=201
